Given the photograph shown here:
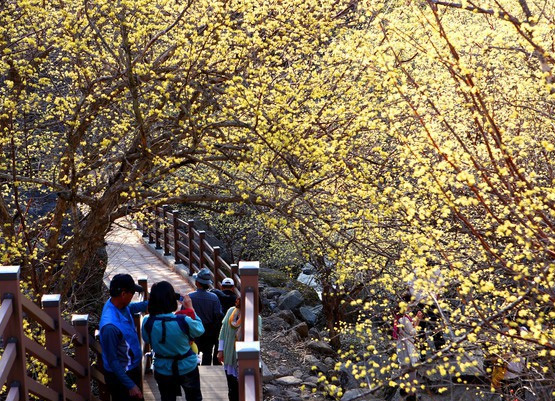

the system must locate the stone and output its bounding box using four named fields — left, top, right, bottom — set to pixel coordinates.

left=275, top=376, right=303, bottom=385
left=293, top=369, right=303, bottom=378
left=264, top=384, right=280, bottom=396
left=298, top=306, right=317, bottom=326
left=278, top=290, right=304, bottom=310
left=263, top=315, right=290, bottom=331
left=324, top=357, right=335, bottom=366
left=339, top=365, right=359, bottom=390
left=308, top=327, right=321, bottom=340
left=305, top=354, right=329, bottom=374
left=286, top=330, right=301, bottom=343
left=303, top=376, right=319, bottom=385
left=340, top=388, right=377, bottom=401
left=306, top=340, right=336, bottom=356
left=276, top=309, right=297, bottom=325
left=292, top=322, right=309, bottom=338
left=277, top=365, right=293, bottom=376
left=264, top=287, right=284, bottom=299
left=261, top=359, right=275, bottom=383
